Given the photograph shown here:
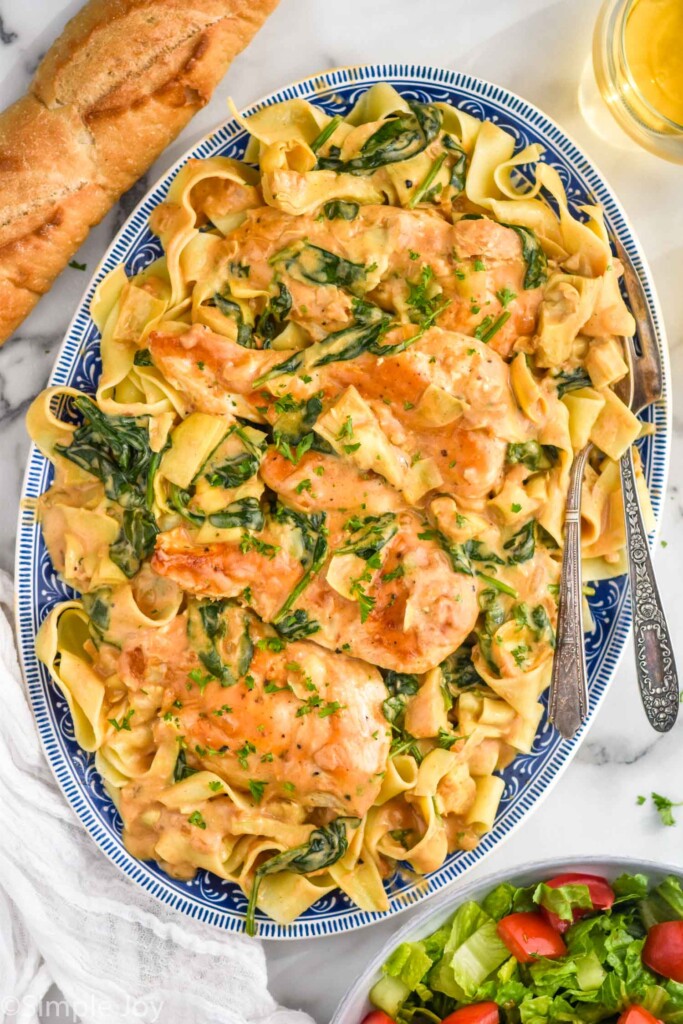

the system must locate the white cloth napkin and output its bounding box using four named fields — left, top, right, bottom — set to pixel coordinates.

left=0, top=570, right=313, bottom=1024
